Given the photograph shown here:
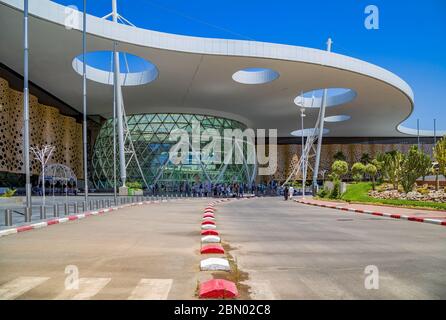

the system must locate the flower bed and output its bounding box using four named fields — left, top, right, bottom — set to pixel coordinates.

left=369, top=188, right=446, bottom=203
